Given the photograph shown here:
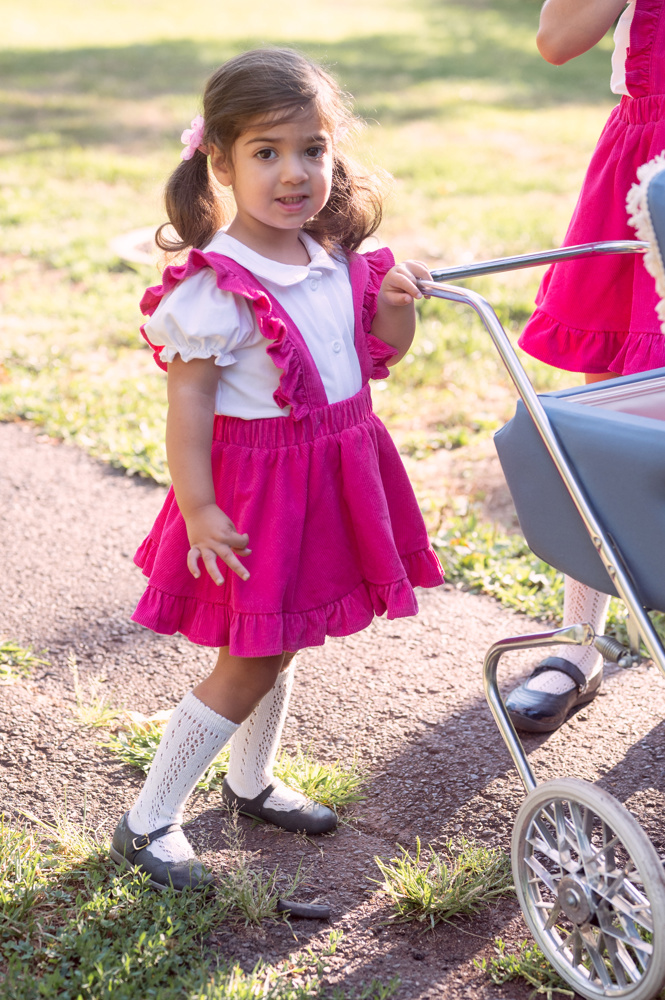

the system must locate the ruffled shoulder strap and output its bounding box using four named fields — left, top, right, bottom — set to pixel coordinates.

left=347, top=246, right=398, bottom=382
left=139, top=249, right=326, bottom=418
left=625, top=0, right=665, bottom=98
